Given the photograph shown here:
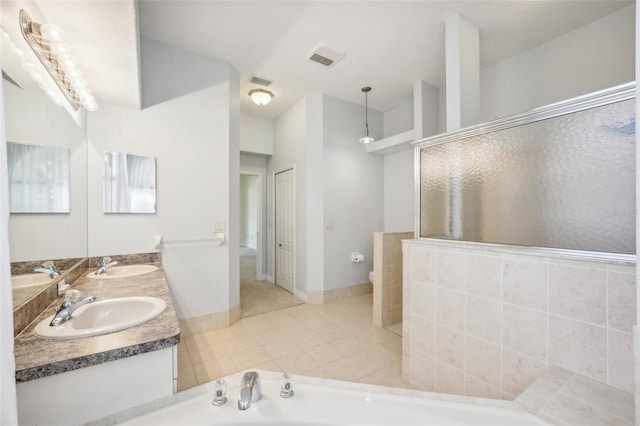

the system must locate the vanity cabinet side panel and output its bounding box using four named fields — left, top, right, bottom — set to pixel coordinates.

left=17, top=346, right=174, bottom=425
